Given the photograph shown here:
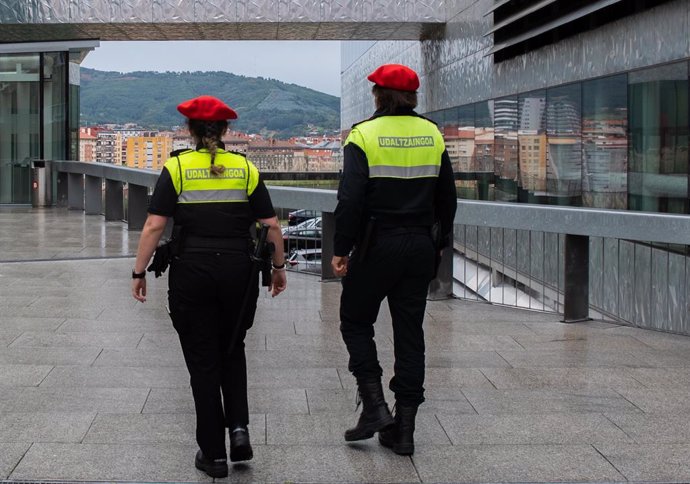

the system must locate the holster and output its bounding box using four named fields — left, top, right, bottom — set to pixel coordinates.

left=355, top=217, right=377, bottom=261
left=147, top=225, right=183, bottom=278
